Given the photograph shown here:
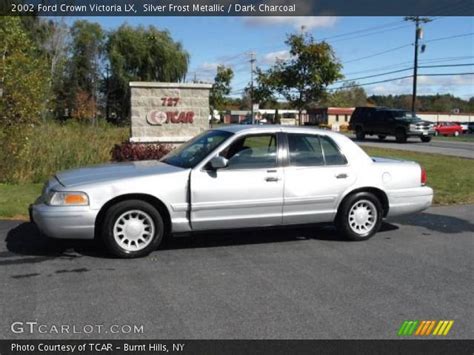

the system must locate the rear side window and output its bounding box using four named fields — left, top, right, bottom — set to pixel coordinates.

left=287, top=134, right=347, bottom=166
left=287, top=134, right=324, bottom=166
left=320, top=136, right=347, bottom=165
